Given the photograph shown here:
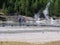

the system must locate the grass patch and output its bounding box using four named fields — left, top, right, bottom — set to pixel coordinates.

left=0, top=41, right=60, bottom=45
left=41, top=41, right=60, bottom=45
left=0, top=41, right=36, bottom=45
